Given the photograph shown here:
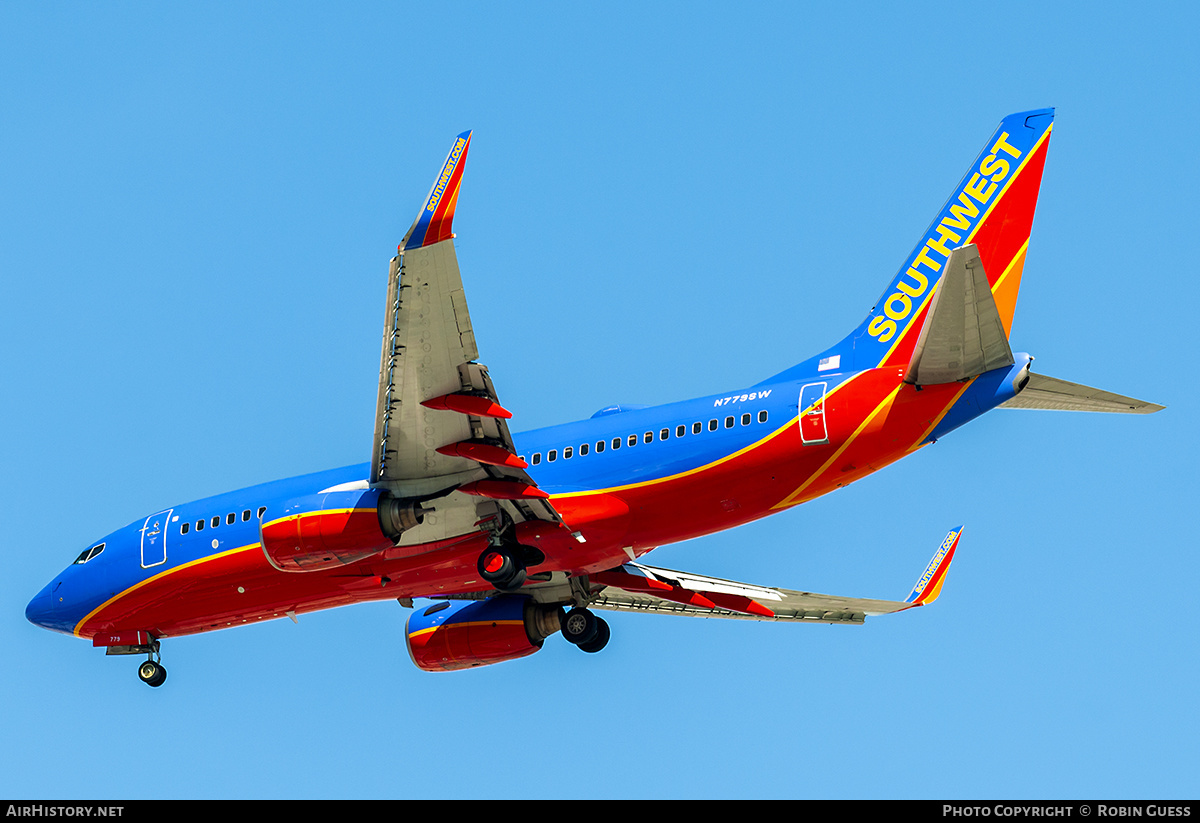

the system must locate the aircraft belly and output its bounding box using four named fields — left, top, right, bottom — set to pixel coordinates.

left=75, top=533, right=500, bottom=639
